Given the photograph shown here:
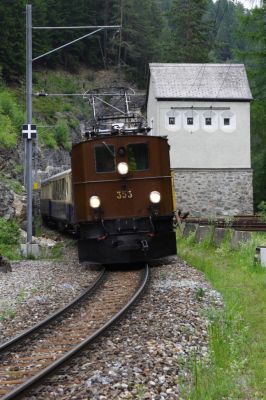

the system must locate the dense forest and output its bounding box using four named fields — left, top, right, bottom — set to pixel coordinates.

left=0, top=0, right=256, bottom=83
left=0, top=0, right=265, bottom=207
